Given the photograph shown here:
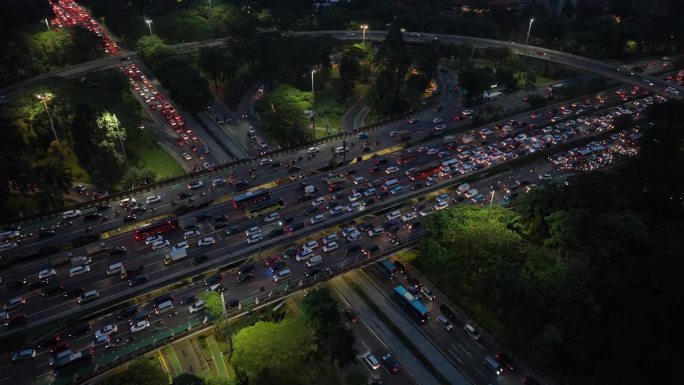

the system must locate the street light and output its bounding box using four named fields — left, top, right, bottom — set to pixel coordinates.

left=524, top=18, right=535, bottom=58
left=44, top=18, right=51, bottom=31
left=360, top=24, right=369, bottom=47
left=145, top=18, right=153, bottom=35
left=35, top=93, right=59, bottom=142
left=112, top=113, right=129, bottom=167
